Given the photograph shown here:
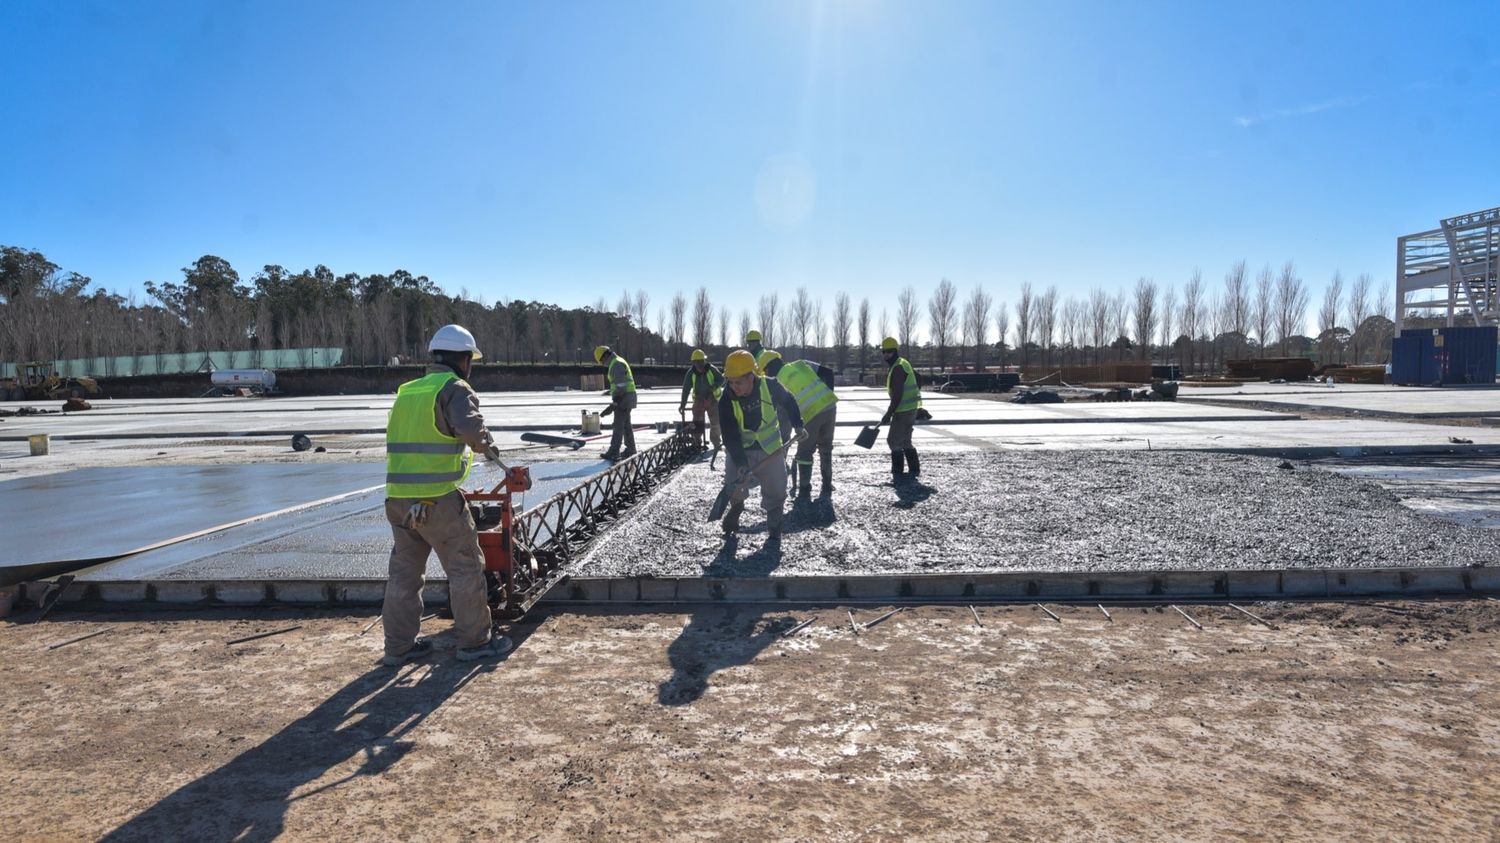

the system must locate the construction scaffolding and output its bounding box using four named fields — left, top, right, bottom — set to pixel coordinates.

left=1396, top=205, right=1500, bottom=333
